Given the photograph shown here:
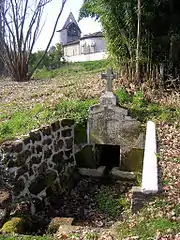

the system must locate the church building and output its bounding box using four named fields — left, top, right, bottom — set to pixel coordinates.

left=57, top=12, right=107, bottom=62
